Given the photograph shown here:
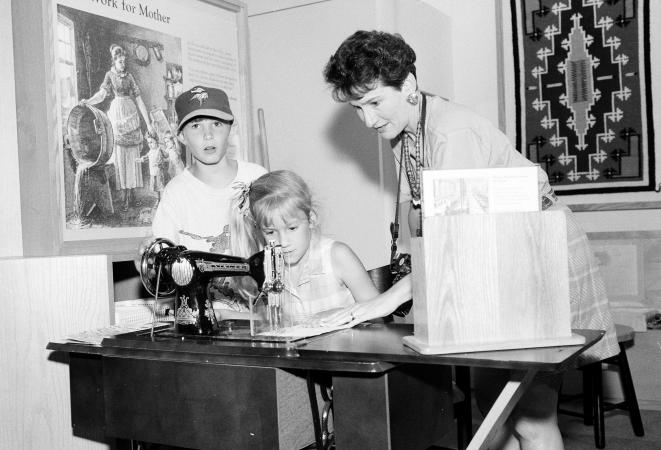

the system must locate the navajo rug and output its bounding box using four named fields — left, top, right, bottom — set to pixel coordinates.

left=511, top=0, right=655, bottom=194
